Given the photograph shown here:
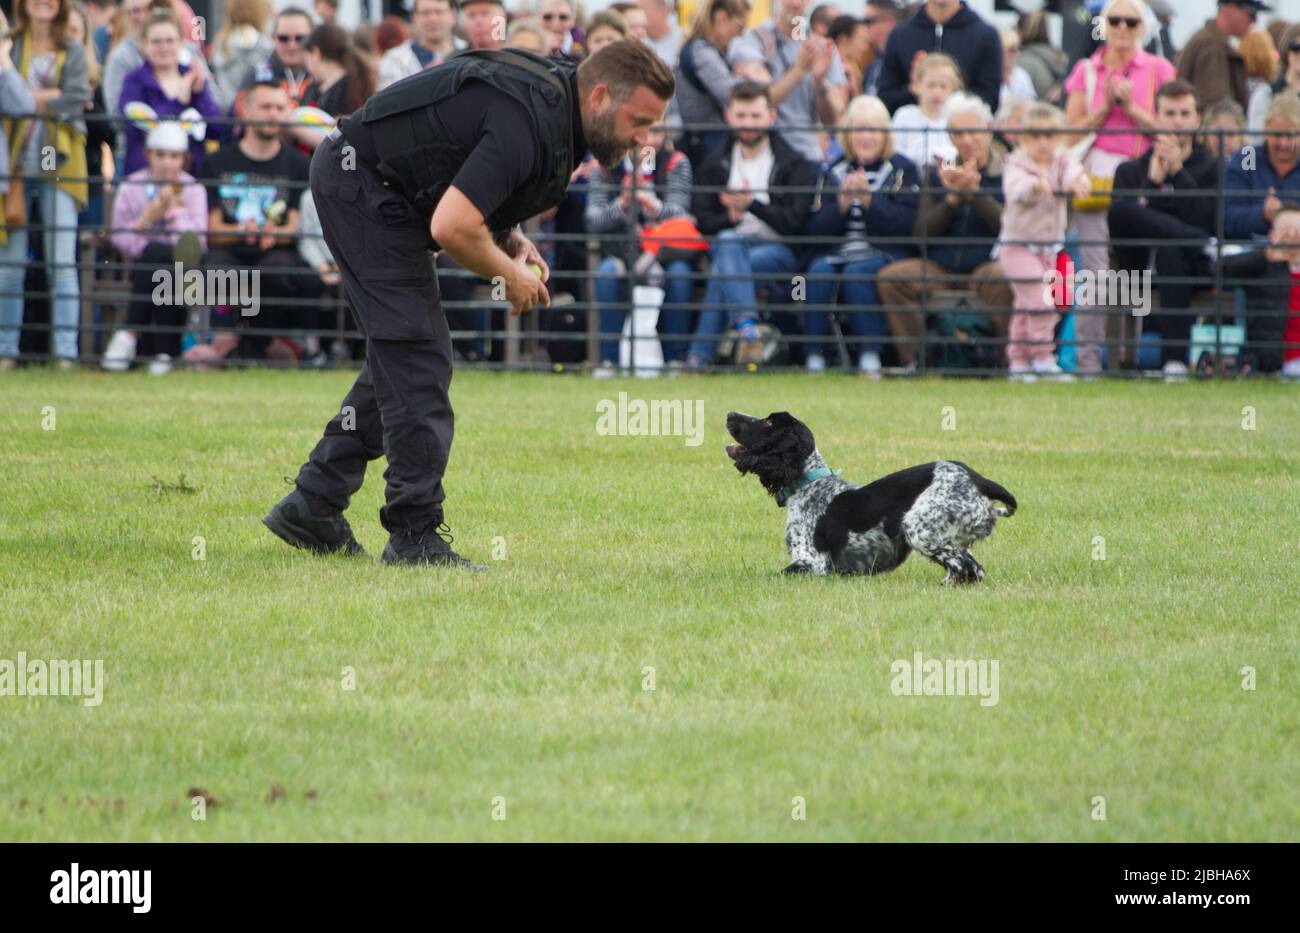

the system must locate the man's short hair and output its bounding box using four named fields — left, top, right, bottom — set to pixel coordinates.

left=577, top=37, right=676, bottom=104
left=246, top=80, right=286, bottom=100
left=810, top=3, right=839, bottom=31
left=866, top=0, right=906, bottom=21
left=1155, top=78, right=1200, bottom=110
left=828, top=14, right=864, bottom=45
left=729, top=80, right=771, bottom=107
left=274, top=7, right=313, bottom=27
